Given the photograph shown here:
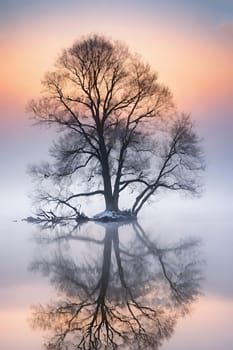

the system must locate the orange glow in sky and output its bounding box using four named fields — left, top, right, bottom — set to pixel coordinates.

left=0, top=7, right=232, bottom=122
